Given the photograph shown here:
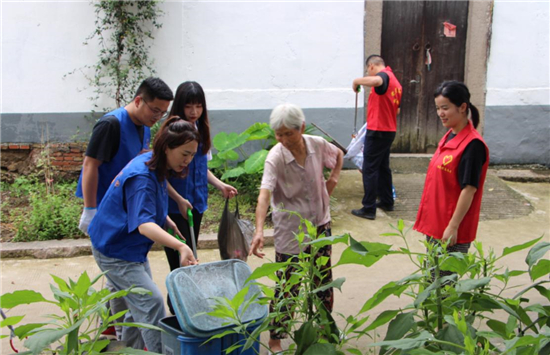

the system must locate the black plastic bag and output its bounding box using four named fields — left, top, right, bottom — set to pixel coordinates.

left=217, top=198, right=254, bottom=261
